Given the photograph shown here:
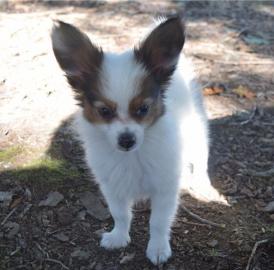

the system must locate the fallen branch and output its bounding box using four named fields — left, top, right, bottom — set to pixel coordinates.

left=245, top=239, right=269, bottom=270
left=0, top=206, right=18, bottom=226
left=181, top=205, right=226, bottom=228
left=44, top=258, right=69, bottom=270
